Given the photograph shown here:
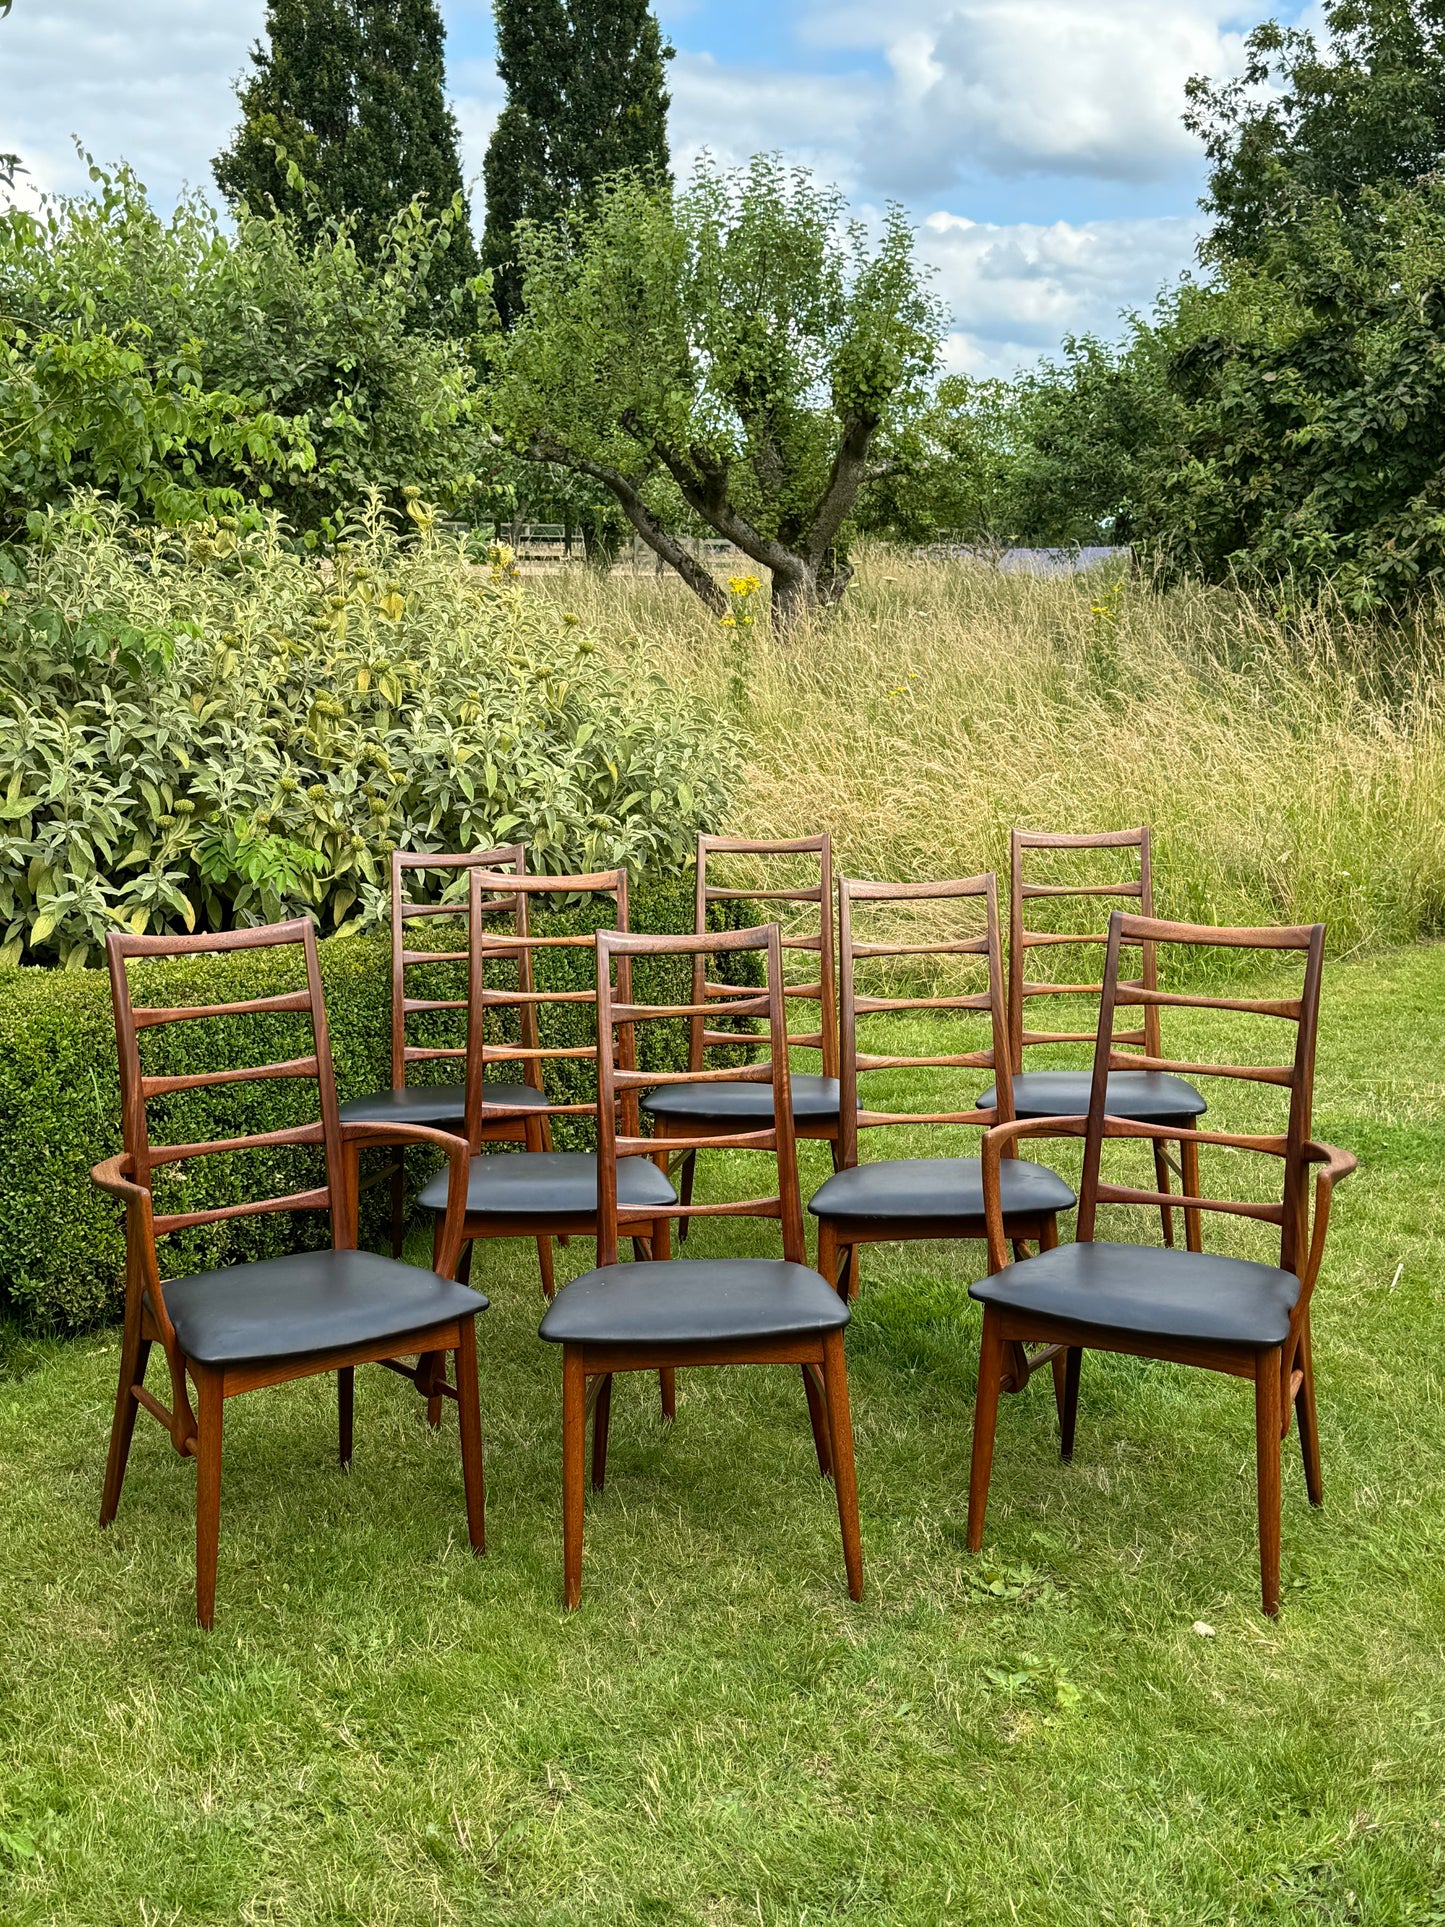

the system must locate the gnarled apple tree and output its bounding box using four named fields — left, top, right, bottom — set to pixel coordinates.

left=491, top=156, right=945, bottom=623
